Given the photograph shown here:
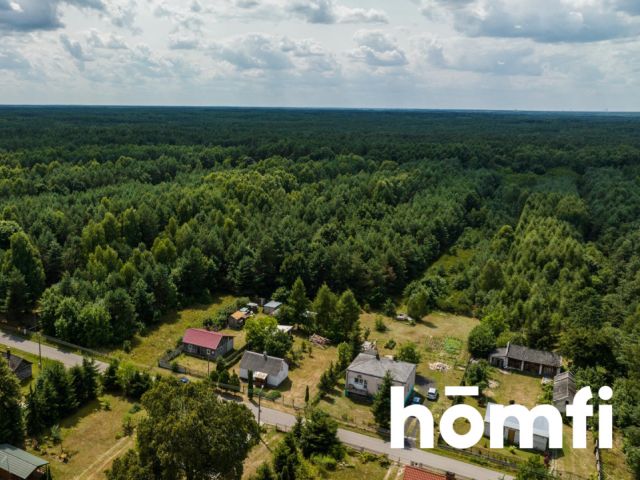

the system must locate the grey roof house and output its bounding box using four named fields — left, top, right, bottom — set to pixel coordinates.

left=489, top=342, right=562, bottom=377
left=0, top=444, right=49, bottom=480
left=345, top=353, right=416, bottom=402
left=239, top=351, right=289, bottom=387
